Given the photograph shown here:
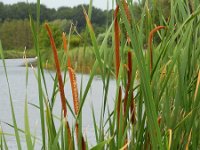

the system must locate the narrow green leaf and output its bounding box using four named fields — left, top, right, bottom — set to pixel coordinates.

left=90, top=136, right=113, bottom=150
left=0, top=41, right=22, bottom=150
